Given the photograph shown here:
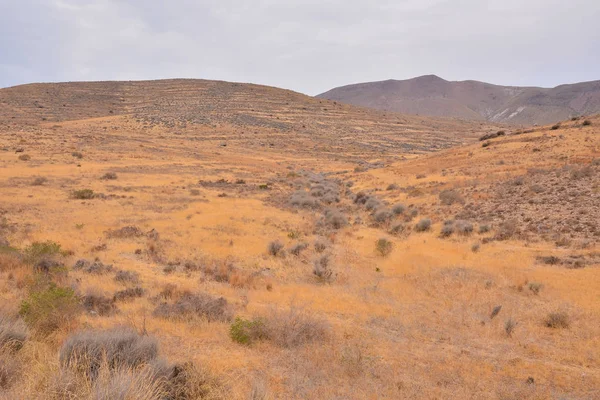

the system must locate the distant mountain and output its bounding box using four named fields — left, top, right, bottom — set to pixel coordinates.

left=317, top=75, right=600, bottom=125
